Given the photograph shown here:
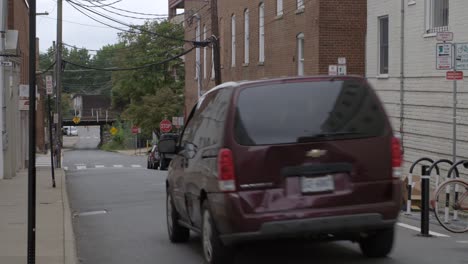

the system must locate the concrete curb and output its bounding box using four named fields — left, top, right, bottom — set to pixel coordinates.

left=60, top=169, right=78, bottom=264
